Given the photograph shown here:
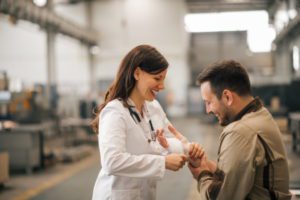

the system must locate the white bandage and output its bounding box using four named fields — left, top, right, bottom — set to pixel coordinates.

left=167, top=138, right=185, bottom=154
